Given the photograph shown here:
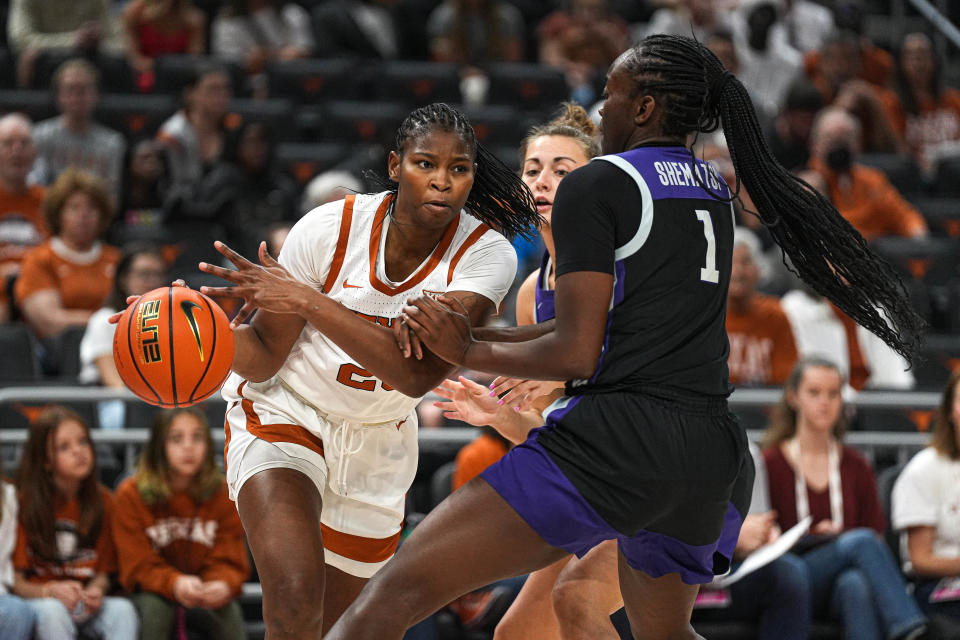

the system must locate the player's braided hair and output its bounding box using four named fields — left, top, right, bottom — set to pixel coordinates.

left=370, top=103, right=540, bottom=240
left=619, top=34, right=924, bottom=361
